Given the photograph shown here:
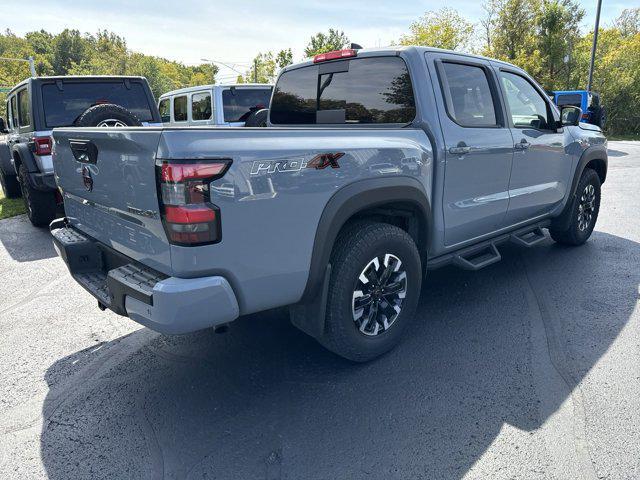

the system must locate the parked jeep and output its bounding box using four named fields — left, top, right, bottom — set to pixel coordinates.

left=158, top=84, right=272, bottom=127
left=50, top=47, right=607, bottom=361
left=0, top=76, right=161, bottom=226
